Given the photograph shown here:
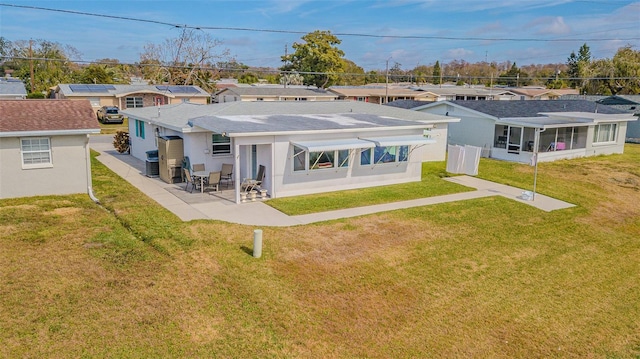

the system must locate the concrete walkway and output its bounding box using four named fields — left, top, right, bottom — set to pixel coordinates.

left=90, top=135, right=574, bottom=227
